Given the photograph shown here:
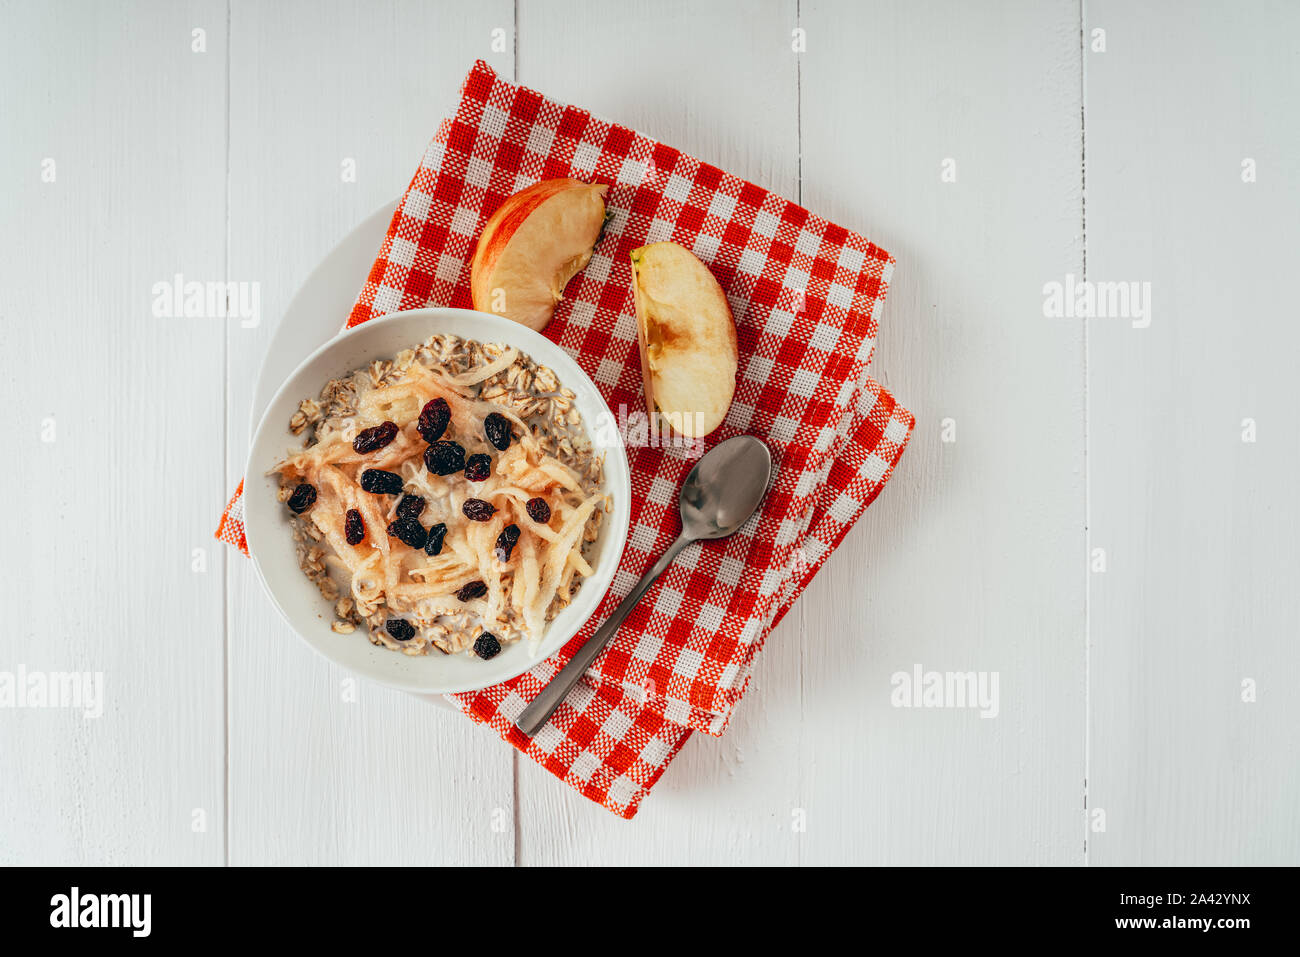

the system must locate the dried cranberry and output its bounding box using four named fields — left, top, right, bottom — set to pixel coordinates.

left=385, top=618, right=416, bottom=641
left=344, top=508, right=365, bottom=545
left=525, top=497, right=551, bottom=524
left=484, top=412, right=512, bottom=451
left=462, top=498, right=496, bottom=522
left=424, top=522, right=447, bottom=556
left=352, top=420, right=399, bottom=454
left=474, top=633, right=502, bottom=660
left=455, top=580, right=488, bottom=602
left=464, top=453, right=492, bottom=482
left=386, top=517, right=428, bottom=549
left=287, top=483, right=317, bottom=513
left=493, top=524, right=521, bottom=562
left=424, top=440, right=466, bottom=476
left=360, top=469, right=404, bottom=495
left=396, top=494, right=426, bottom=519
left=417, top=397, right=451, bottom=444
